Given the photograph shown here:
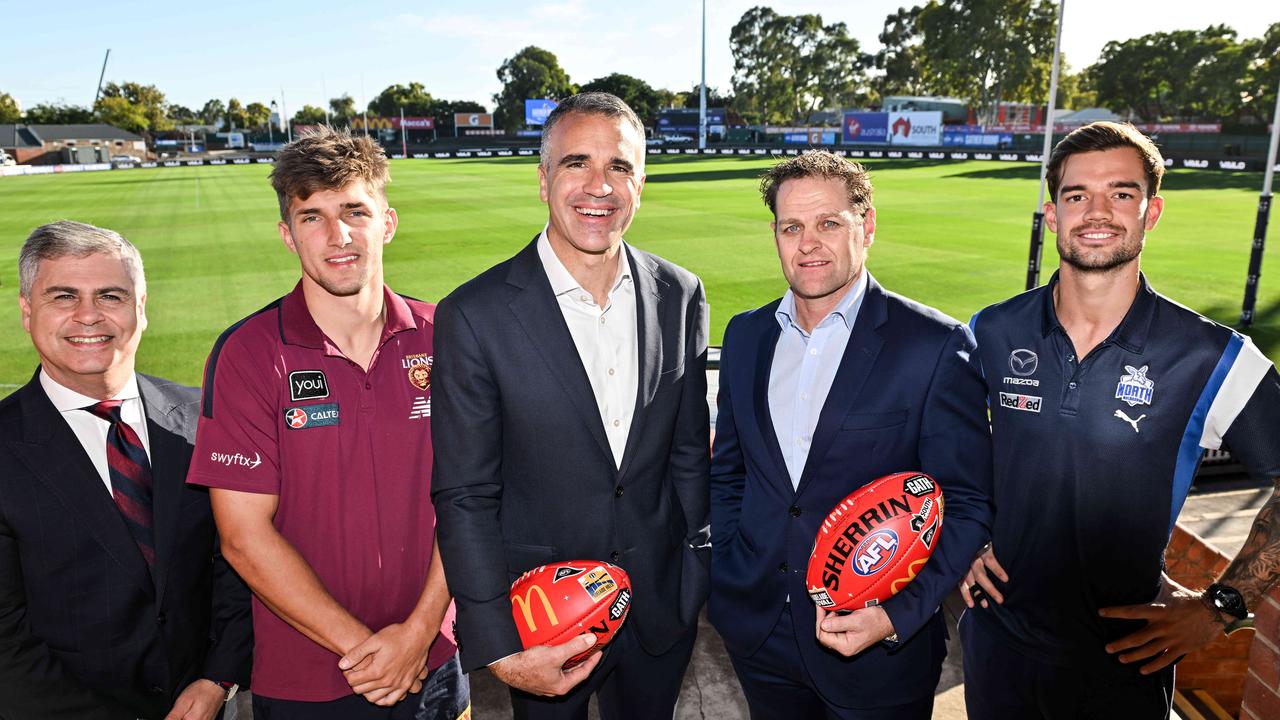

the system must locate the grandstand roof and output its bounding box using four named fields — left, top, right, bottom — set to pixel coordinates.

left=0, top=125, right=42, bottom=148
